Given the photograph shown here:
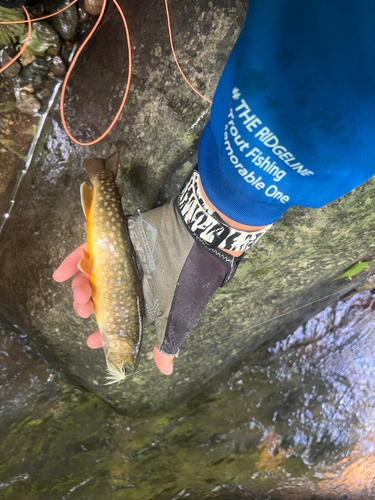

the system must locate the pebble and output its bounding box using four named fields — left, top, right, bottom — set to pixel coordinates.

left=0, top=50, right=21, bottom=78
left=30, top=57, right=50, bottom=76
left=84, top=0, right=103, bottom=16
left=77, top=3, right=90, bottom=24
left=23, top=84, right=35, bottom=93
left=51, top=55, right=68, bottom=78
left=37, top=88, right=53, bottom=99
left=15, top=89, right=41, bottom=116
